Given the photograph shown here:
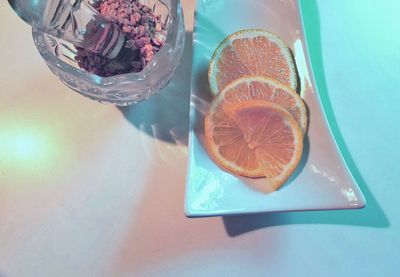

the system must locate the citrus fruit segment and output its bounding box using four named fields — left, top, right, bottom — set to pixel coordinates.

left=205, top=100, right=303, bottom=189
left=220, top=76, right=307, bottom=134
left=208, top=29, right=298, bottom=96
